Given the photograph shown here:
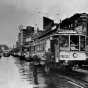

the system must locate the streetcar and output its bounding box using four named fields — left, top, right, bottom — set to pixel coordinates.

left=51, top=29, right=88, bottom=70
left=28, top=13, right=88, bottom=72
left=28, top=27, right=88, bottom=72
